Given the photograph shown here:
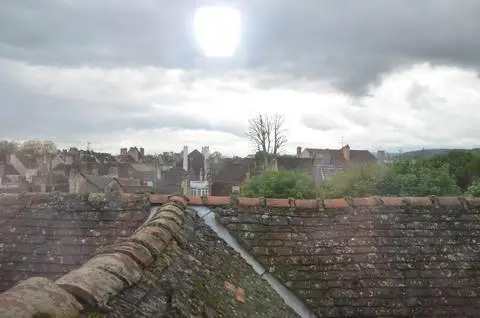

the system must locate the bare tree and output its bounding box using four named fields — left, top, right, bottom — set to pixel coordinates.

left=272, top=114, right=288, bottom=158
left=0, top=140, right=19, bottom=155
left=246, top=113, right=287, bottom=171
